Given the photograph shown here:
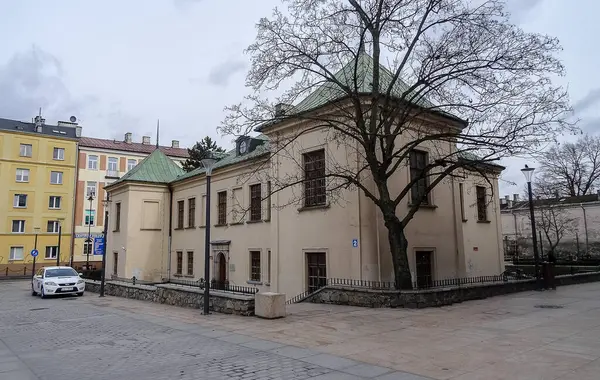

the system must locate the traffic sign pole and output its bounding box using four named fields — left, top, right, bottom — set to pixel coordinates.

left=31, top=233, right=39, bottom=280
